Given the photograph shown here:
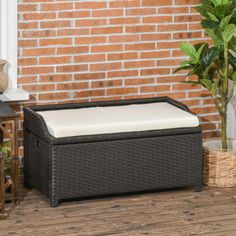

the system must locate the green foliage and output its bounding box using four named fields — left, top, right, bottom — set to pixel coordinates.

left=175, top=0, right=236, bottom=149
left=0, top=142, right=11, bottom=176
